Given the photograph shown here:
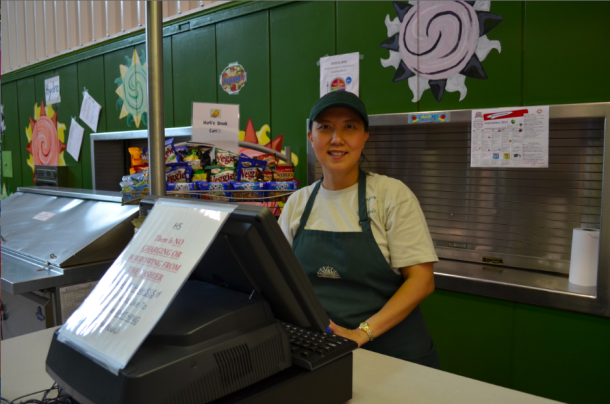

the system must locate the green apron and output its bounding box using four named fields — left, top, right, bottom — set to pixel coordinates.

left=292, top=170, right=440, bottom=369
